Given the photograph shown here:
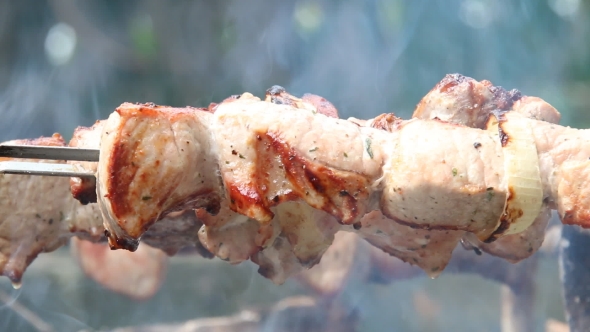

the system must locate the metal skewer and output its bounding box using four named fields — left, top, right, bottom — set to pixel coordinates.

left=0, top=145, right=99, bottom=177
left=0, top=145, right=99, bottom=161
